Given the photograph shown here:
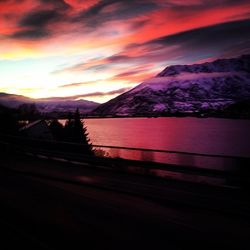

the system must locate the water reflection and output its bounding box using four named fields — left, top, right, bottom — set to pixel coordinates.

left=85, top=117, right=250, bottom=158
left=93, top=146, right=247, bottom=172
left=93, top=148, right=247, bottom=186
left=61, top=117, right=250, bottom=170
left=140, top=150, right=154, bottom=162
